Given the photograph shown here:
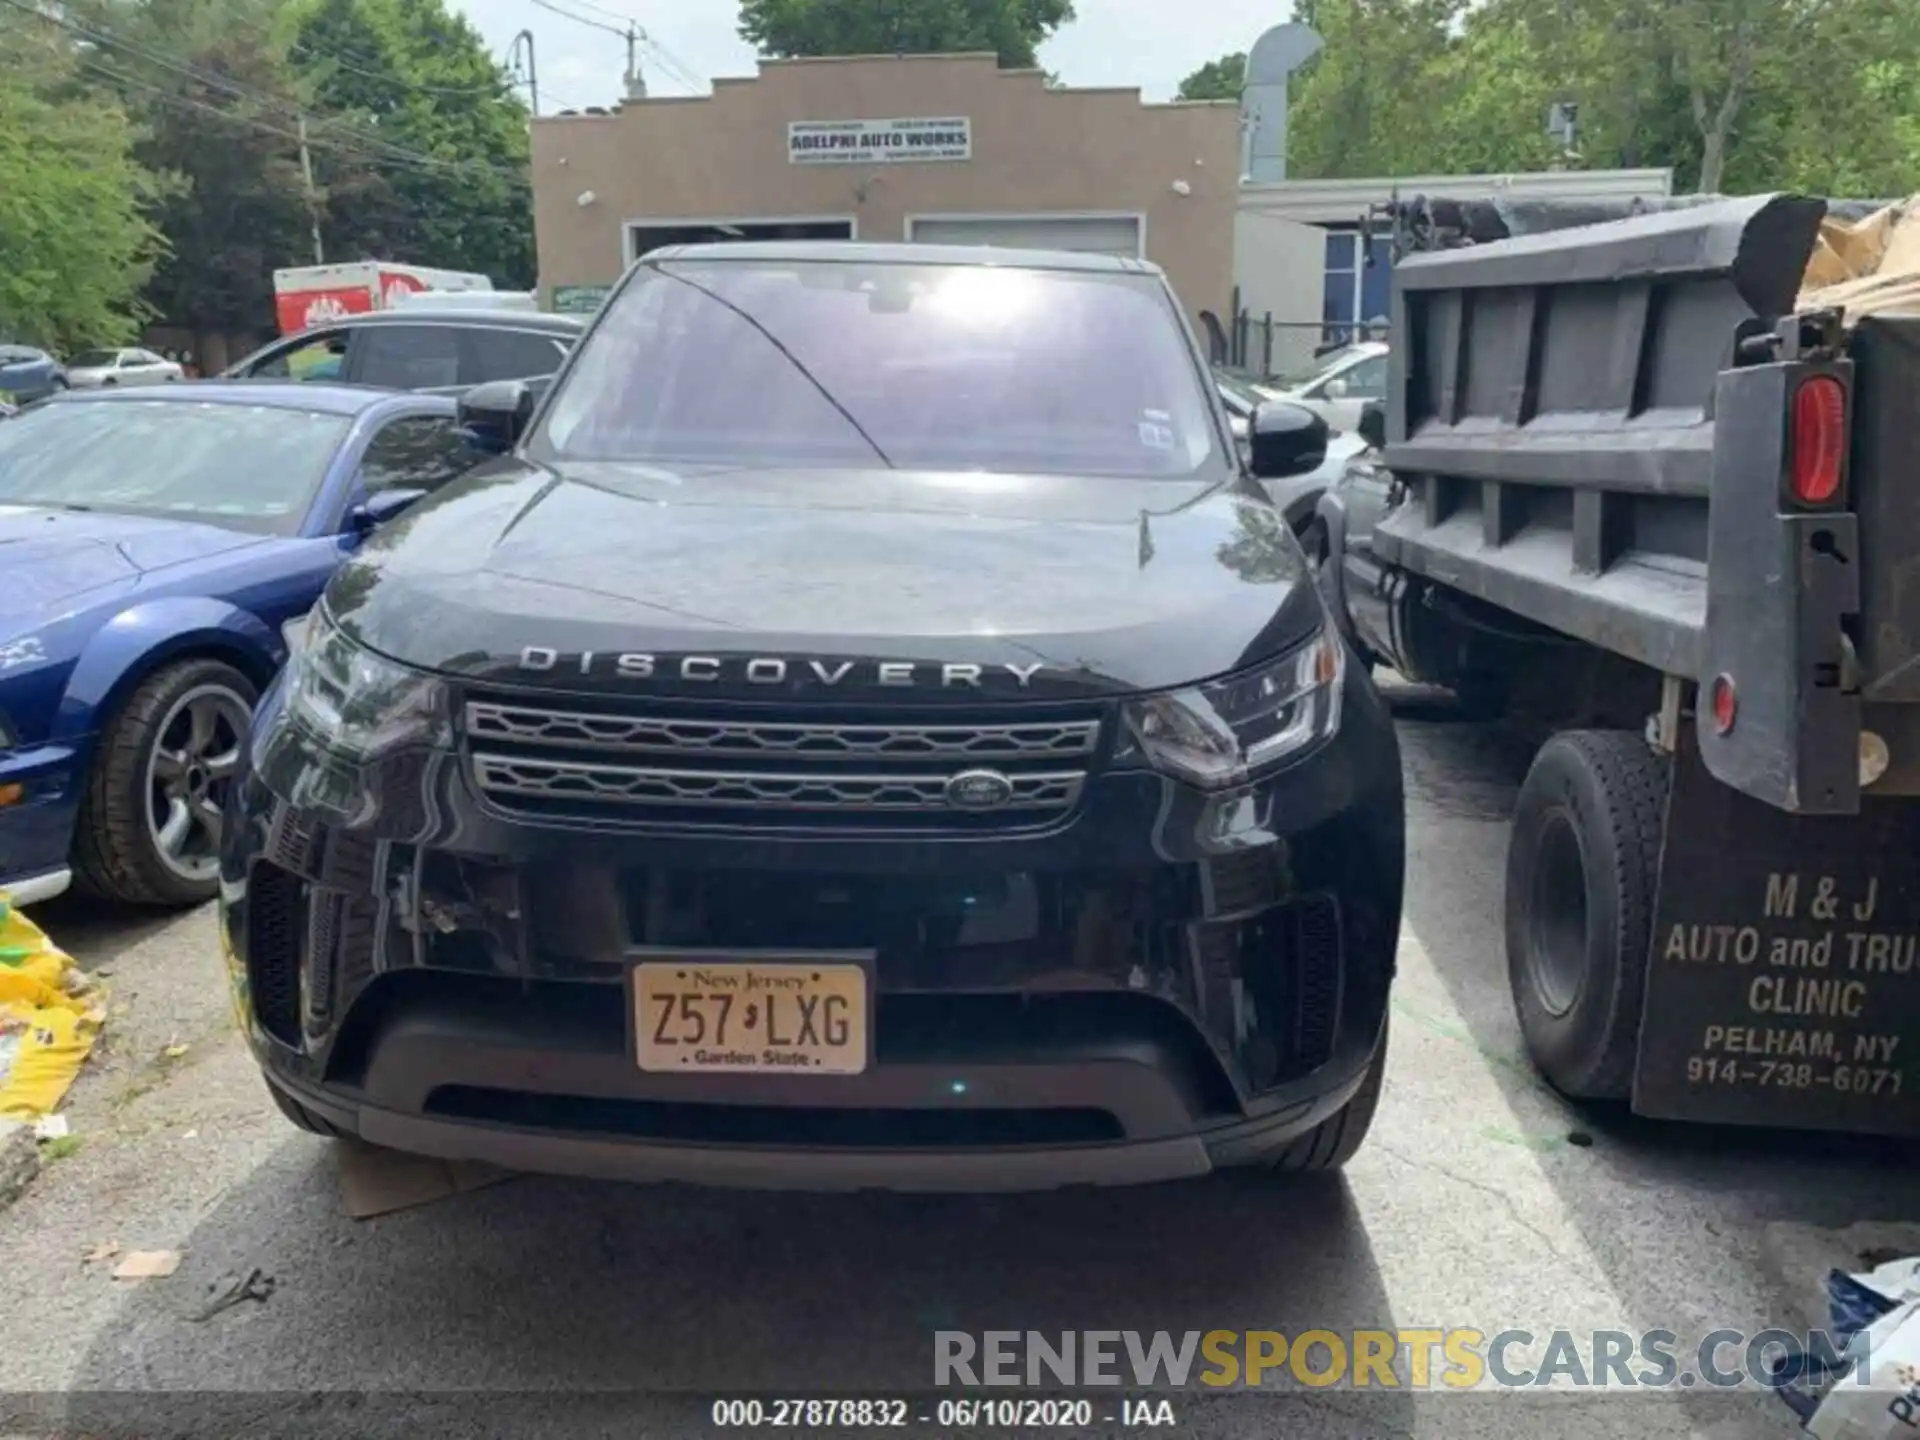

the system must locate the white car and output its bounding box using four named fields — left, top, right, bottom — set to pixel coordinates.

left=1270, top=341, right=1389, bottom=433
left=64, top=347, right=185, bottom=388
left=390, top=289, right=540, bottom=313
left=1216, top=366, right=1371, bottom=531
